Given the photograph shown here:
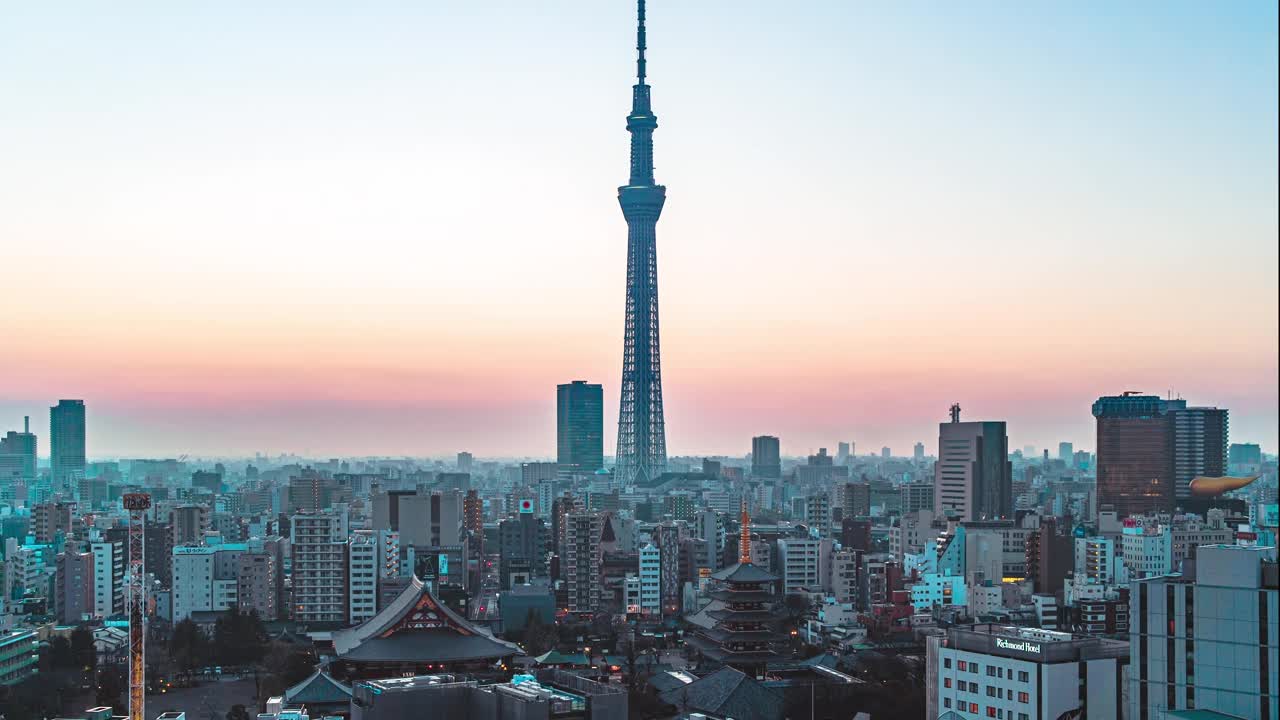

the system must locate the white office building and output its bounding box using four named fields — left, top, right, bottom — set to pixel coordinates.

left=1122, top=524, right=1173, bottom=580
left=910, top=570, right=966, bottom=611
left=171, top=543, right=246, bottom=622
left=776, top=537, right=833, bottom=594
left=926, top=625, right=1128, bottom=720
left=1129, top=544, right=1278, bottom=720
